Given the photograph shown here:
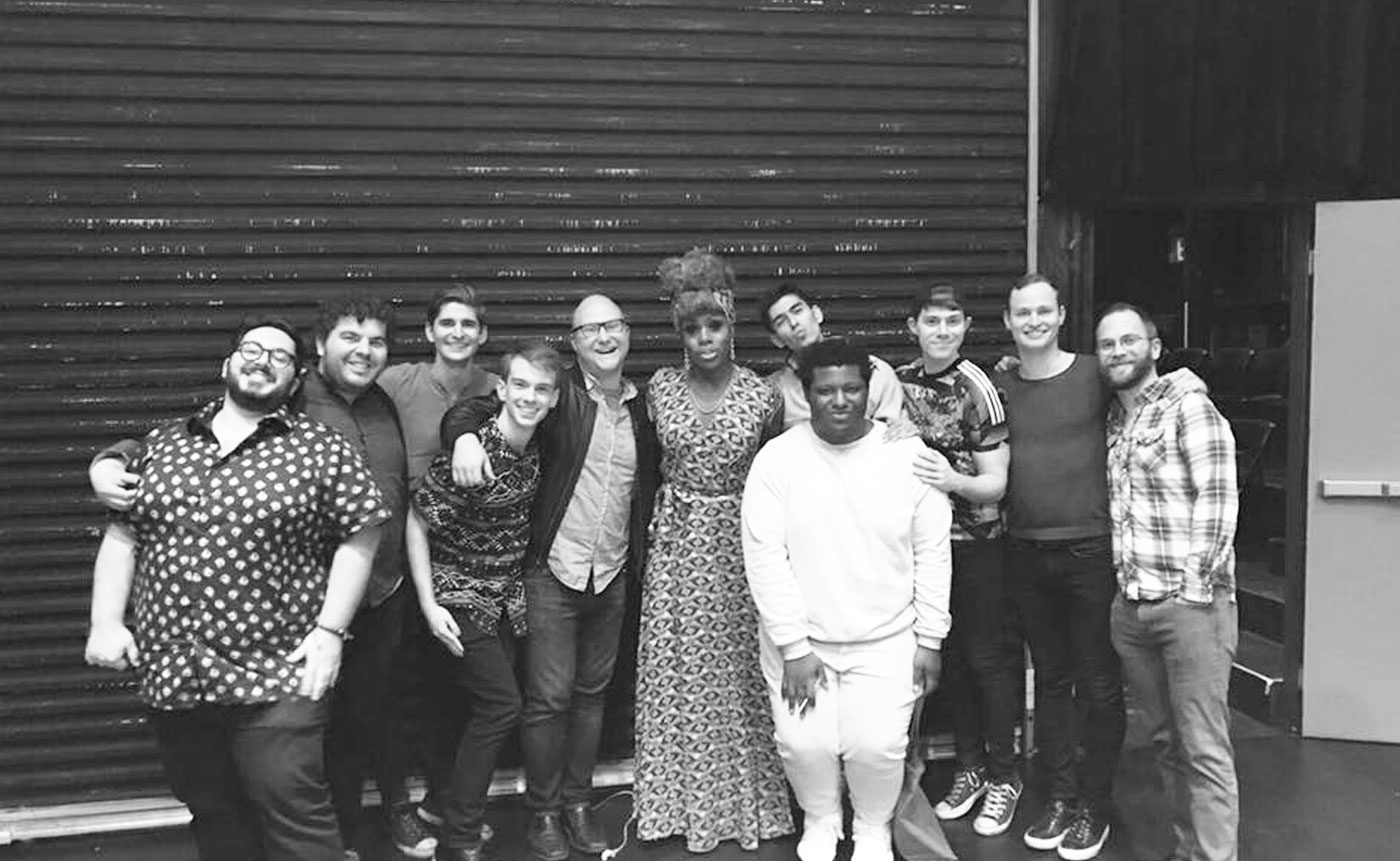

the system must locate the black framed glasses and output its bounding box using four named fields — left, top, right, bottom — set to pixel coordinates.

left=570, top=318, right=629, bottom=339
left=236, top=340, right=297, bottom=369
